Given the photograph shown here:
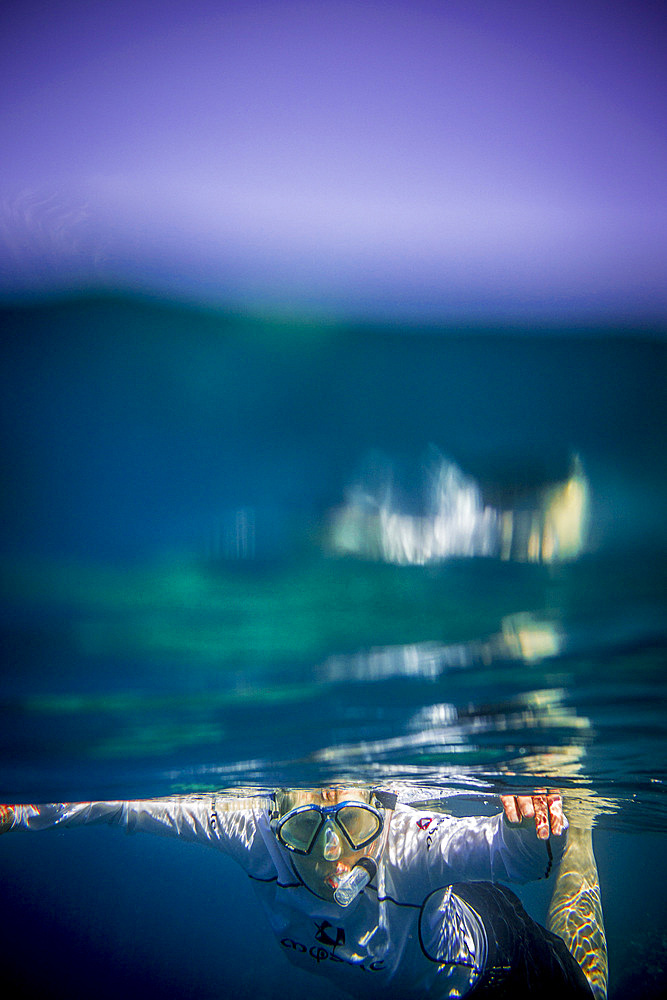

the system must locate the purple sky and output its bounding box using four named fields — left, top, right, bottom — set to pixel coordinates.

left=1, top=0, right=665, bottom=321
